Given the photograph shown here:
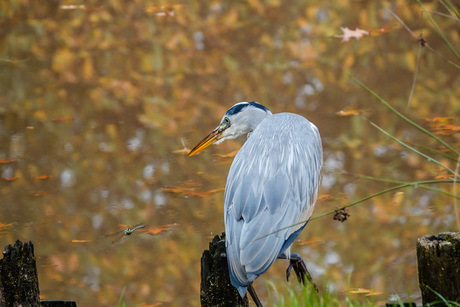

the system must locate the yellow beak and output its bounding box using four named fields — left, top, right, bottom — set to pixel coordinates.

left=188, top=127, right=224, bottom=156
